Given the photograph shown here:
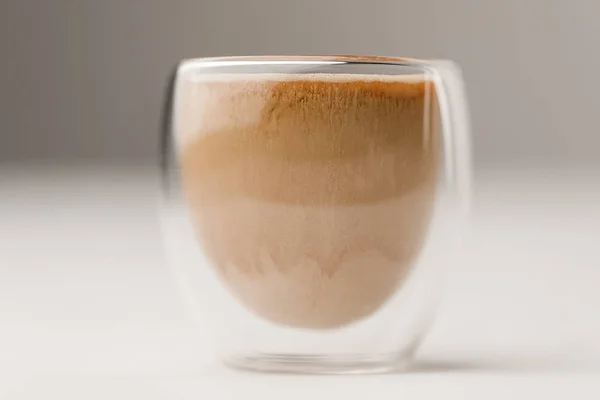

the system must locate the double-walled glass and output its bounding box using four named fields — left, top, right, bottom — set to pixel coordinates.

left=161, top=55, right=471, bottom=374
